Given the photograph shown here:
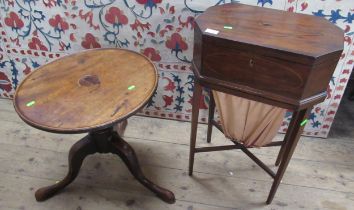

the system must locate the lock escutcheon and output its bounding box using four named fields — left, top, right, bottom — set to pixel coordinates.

left=249, top=59, right=254, bottom=68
